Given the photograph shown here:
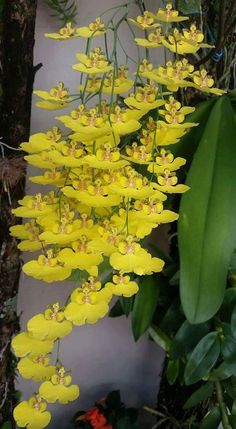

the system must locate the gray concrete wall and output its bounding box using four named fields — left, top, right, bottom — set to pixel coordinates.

left=17, top=1, right=165, bottom=427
